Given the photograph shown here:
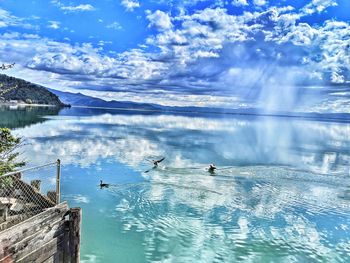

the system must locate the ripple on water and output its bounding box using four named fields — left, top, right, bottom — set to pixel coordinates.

left=108, top=166, right=350, bottom=262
